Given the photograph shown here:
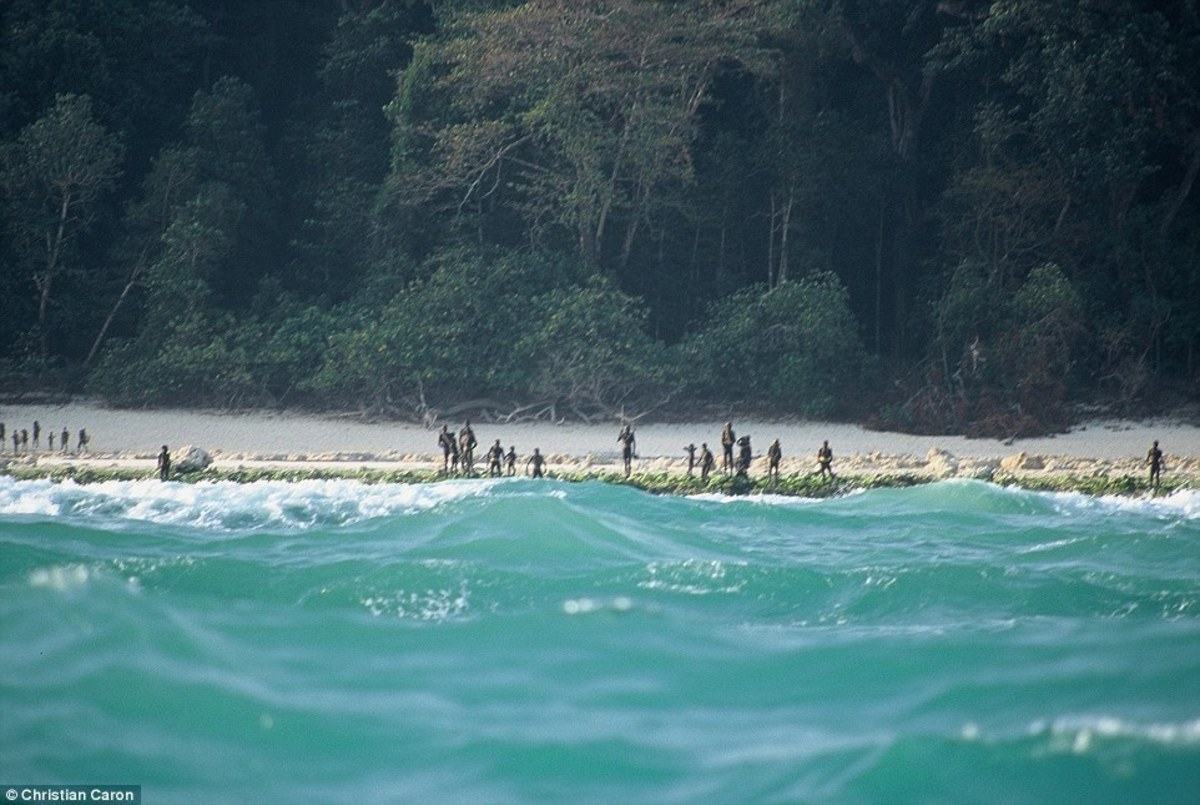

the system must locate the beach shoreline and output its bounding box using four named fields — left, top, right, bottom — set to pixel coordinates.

left=0, top=400, right=1197, bottom=488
